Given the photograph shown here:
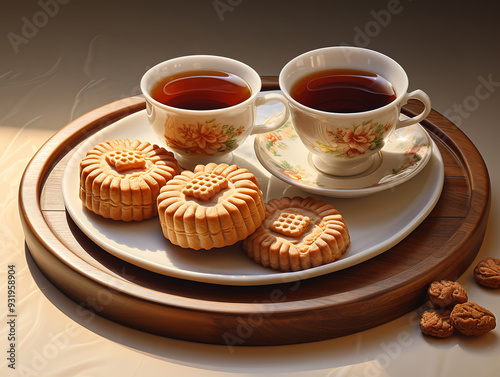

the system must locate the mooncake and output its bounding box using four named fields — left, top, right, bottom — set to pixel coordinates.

left=79, top=139, right=179, bottom=221
left=243, top=196, right=350, bottom=271
left=157, top=163, right=266, bottom=250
